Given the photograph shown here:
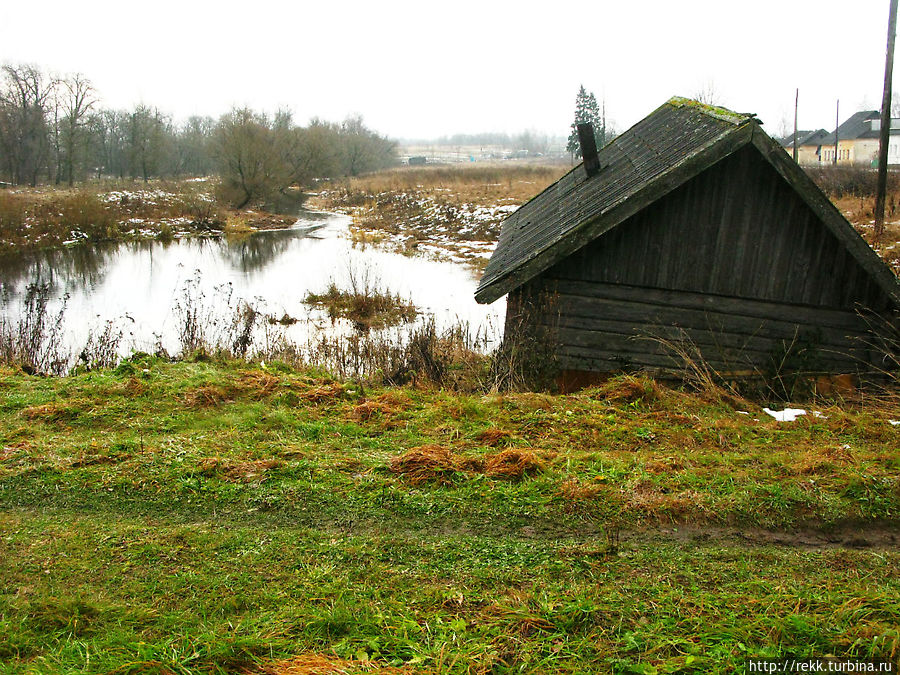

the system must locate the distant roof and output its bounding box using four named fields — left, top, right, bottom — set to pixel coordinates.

left=818, top=110, right=879, bottom=146
left=475, top=97, right=900, bottom=307
left=778, top=129, right=829, bottom=147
